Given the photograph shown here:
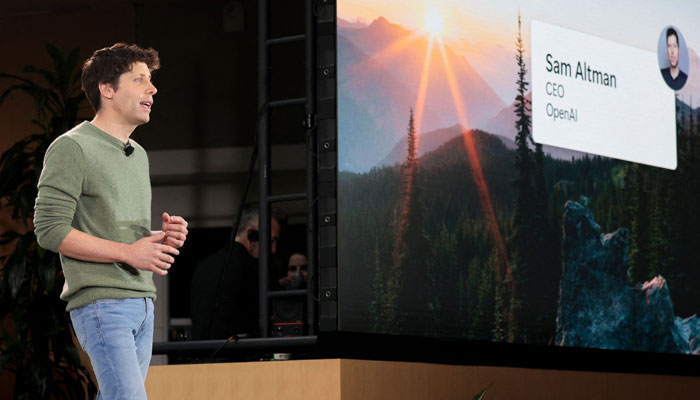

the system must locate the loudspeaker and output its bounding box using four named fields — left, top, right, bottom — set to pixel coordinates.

left=271, top=298, right=305, bottom=337
left=316, top=0, right=338, bottom=333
